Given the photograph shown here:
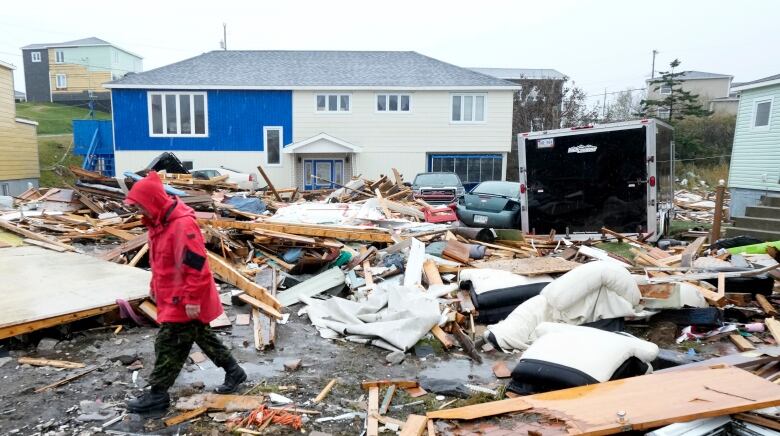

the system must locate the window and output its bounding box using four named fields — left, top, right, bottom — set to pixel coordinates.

left=377, top=94, right=411, bottom=112
left=30, top=51, right=41, bottom=62
left=55, top=50, right=64, bottom=64
left=264, top=126, right=283, bottom=166
left=451, top=94, right=486, bottom=122
left=55, top=74, right=67, bottom=89
left=659, top=85, right=672, bottom=95
left=657, top=108, right=670, bottom=119
left=147, top=92, right=208, bottom=137
left=753, top=98, right=773, bottom=129
left=316, top=94, right=350, bottom=112
left=429, top=154, right=502, bottom=185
